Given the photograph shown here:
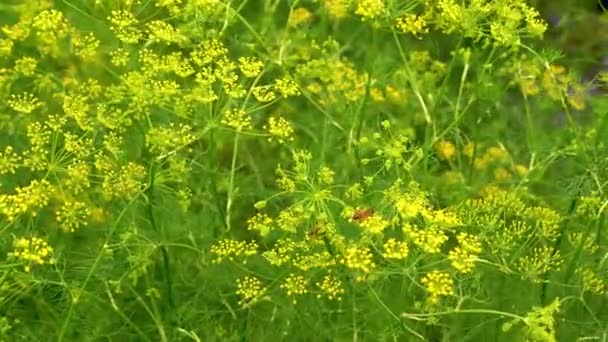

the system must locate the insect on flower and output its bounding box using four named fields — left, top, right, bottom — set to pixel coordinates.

left=351, top=207, right=375, bottom=222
